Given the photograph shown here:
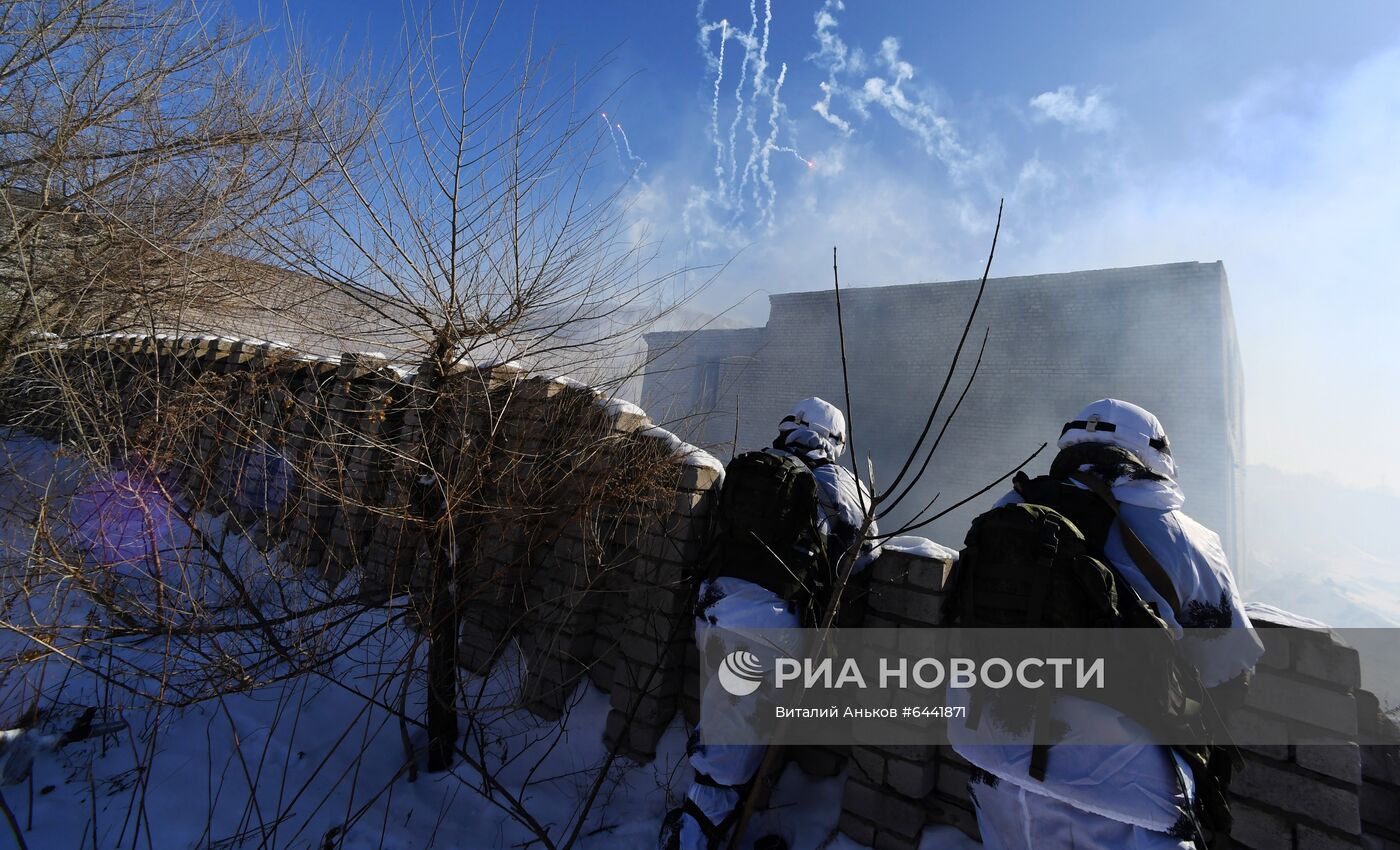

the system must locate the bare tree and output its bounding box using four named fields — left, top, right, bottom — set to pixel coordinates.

left=0, top=0, right=372, bottom=371
left=0, top=2, right=698, bottom=848
left=253, top=2, right=680, bottom=776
